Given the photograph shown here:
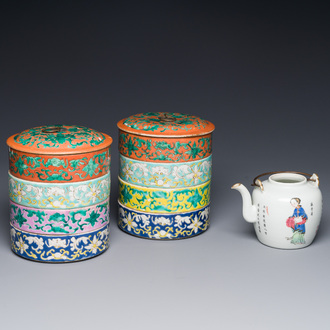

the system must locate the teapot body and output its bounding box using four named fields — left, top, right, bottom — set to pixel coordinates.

left=251, top=173, right=322, bottom=249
